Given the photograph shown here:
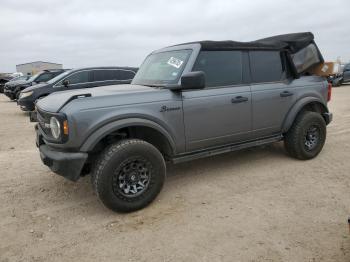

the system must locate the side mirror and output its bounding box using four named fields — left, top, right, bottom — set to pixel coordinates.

left=180, top=71, right=205, bottom=90
left=62, top=80, right=70, bottom=87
